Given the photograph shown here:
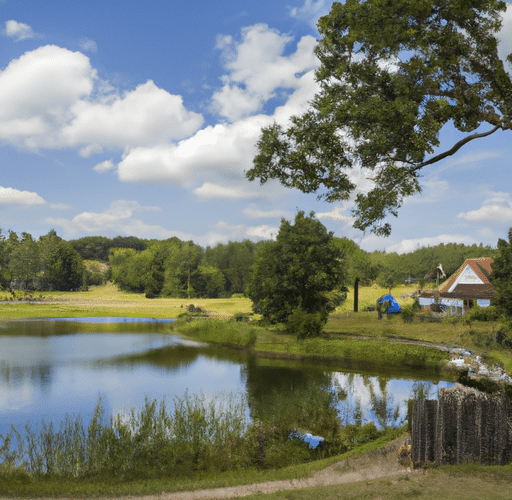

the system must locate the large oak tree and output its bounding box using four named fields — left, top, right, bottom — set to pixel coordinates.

left=247, top=0, right=512, bottom=235
left=246, top=211, right=345, bottom=338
